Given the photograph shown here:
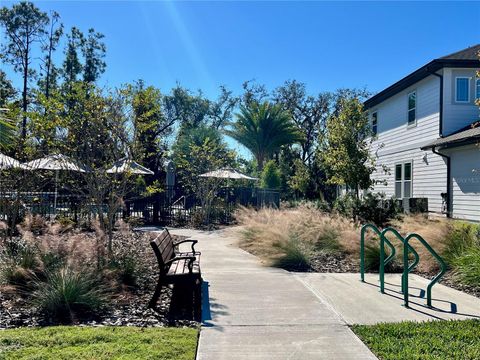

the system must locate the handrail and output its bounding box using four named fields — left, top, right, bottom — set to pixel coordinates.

left=360, top=224, right=396, bottom=282
left=171, top=195, right=185, bottom=207
left=381, top=227, right=420, bottom=294
left=403, top=233, right=447, bottom=308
